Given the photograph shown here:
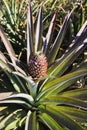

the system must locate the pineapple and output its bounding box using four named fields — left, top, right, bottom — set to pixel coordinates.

left=28, top=51, right=48, bottom=80
left=0, top=2, right=87, bottom=130
left=26, top=3, right=48, bottom=81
